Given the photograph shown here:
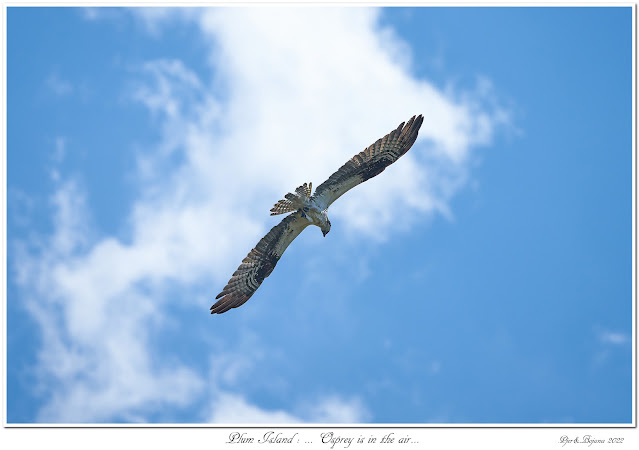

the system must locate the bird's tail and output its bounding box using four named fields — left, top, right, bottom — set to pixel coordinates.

left=270, top=182, right=312, bottom=215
